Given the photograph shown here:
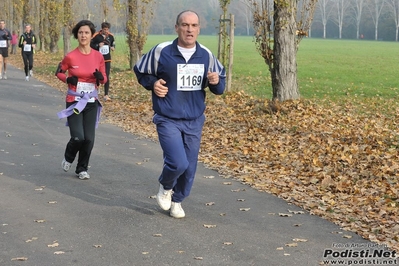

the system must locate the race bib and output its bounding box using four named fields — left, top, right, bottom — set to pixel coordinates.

left=75, top=82, right=96, bottom=103
left=23, top=44, right=32, bottom=52
left=177, top=64, right=204, bottom=91
left=99, top=45, right=109, bottom=55
left=0, top=40, right=6, bottom=48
